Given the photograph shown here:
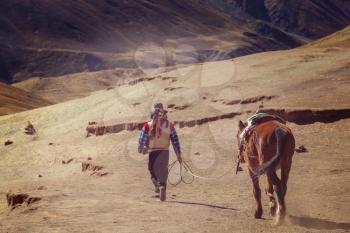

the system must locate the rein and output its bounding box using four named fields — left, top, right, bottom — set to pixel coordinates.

left=168, top=153, right=240, bottom=186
